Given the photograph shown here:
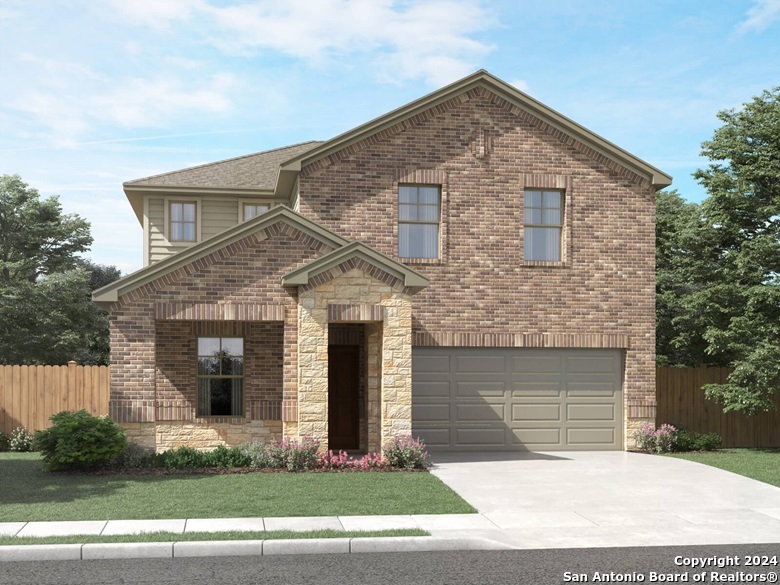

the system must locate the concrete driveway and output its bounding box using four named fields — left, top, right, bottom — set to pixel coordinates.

left=429, top=451, right=780, bottom=549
